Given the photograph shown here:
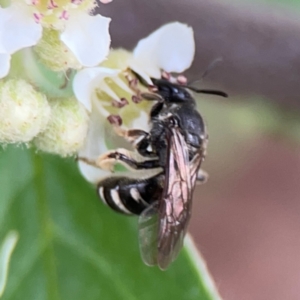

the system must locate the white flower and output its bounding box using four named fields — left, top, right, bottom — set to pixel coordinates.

left=129, top=22, right=195, bottom=84
left=74, top=22, right=195, bottom=183
left=0, top=0, right=111, bottom=78
left=0, top=3, right=42, bottom=78
left=60, top=13, right=111, bottom=68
